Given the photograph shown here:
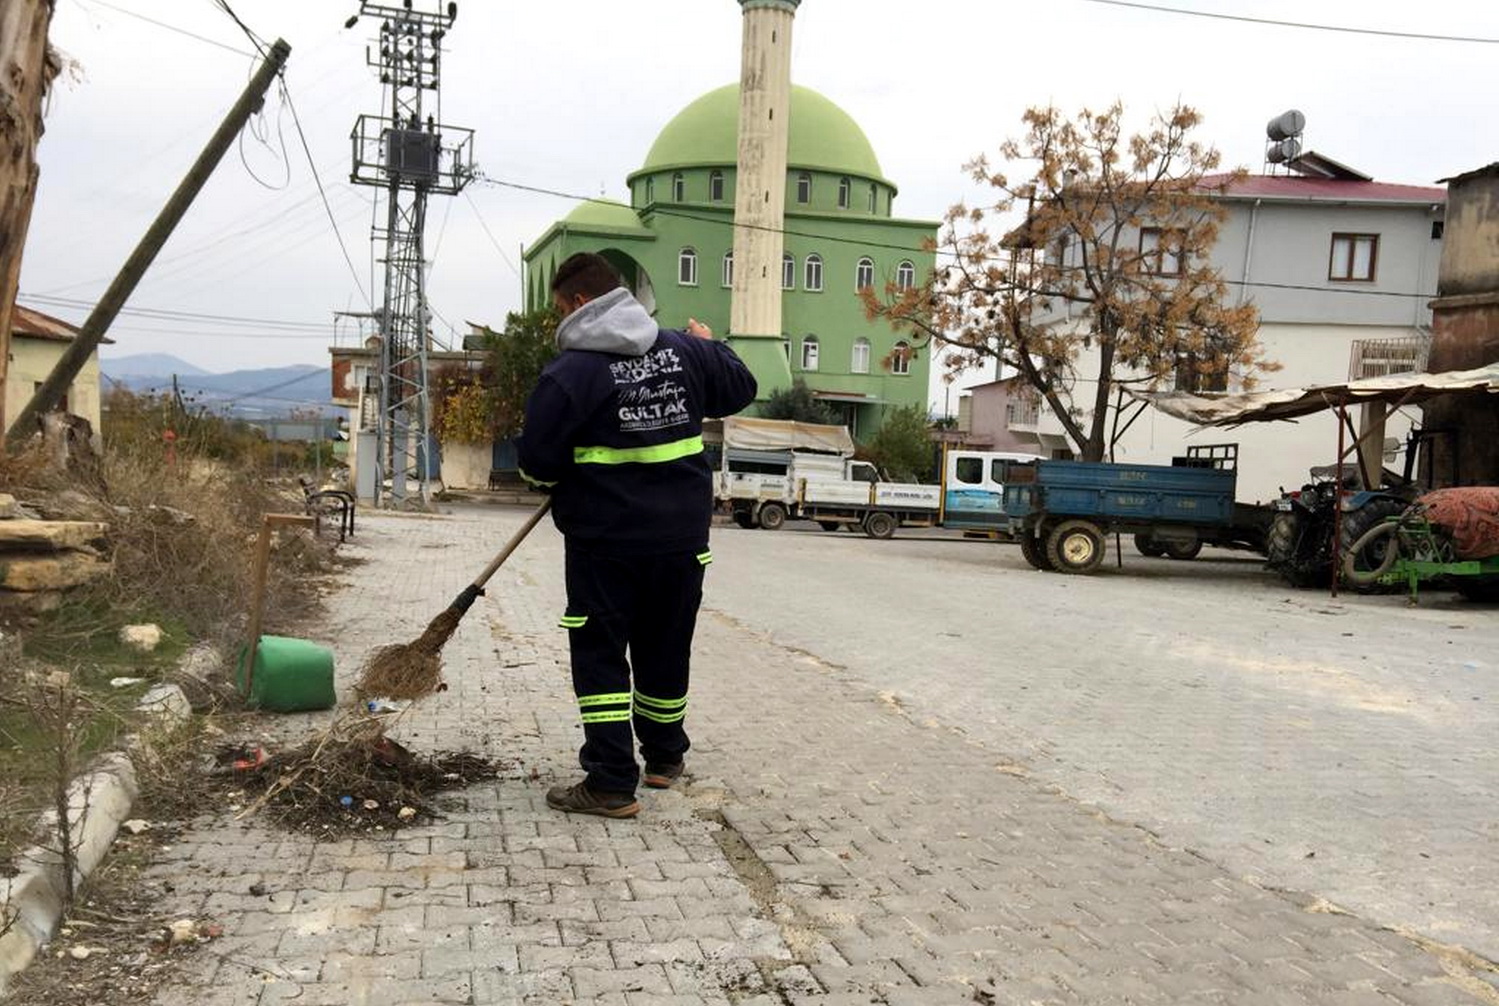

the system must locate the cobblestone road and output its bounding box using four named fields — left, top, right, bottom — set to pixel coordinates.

left=145, top=507, right=1497, bottom=1005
